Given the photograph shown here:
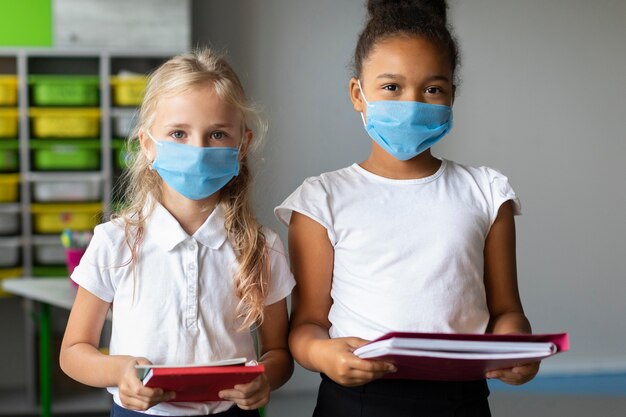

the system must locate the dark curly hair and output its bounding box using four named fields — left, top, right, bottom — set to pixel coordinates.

left=353, top=0, right=460, bottom=81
